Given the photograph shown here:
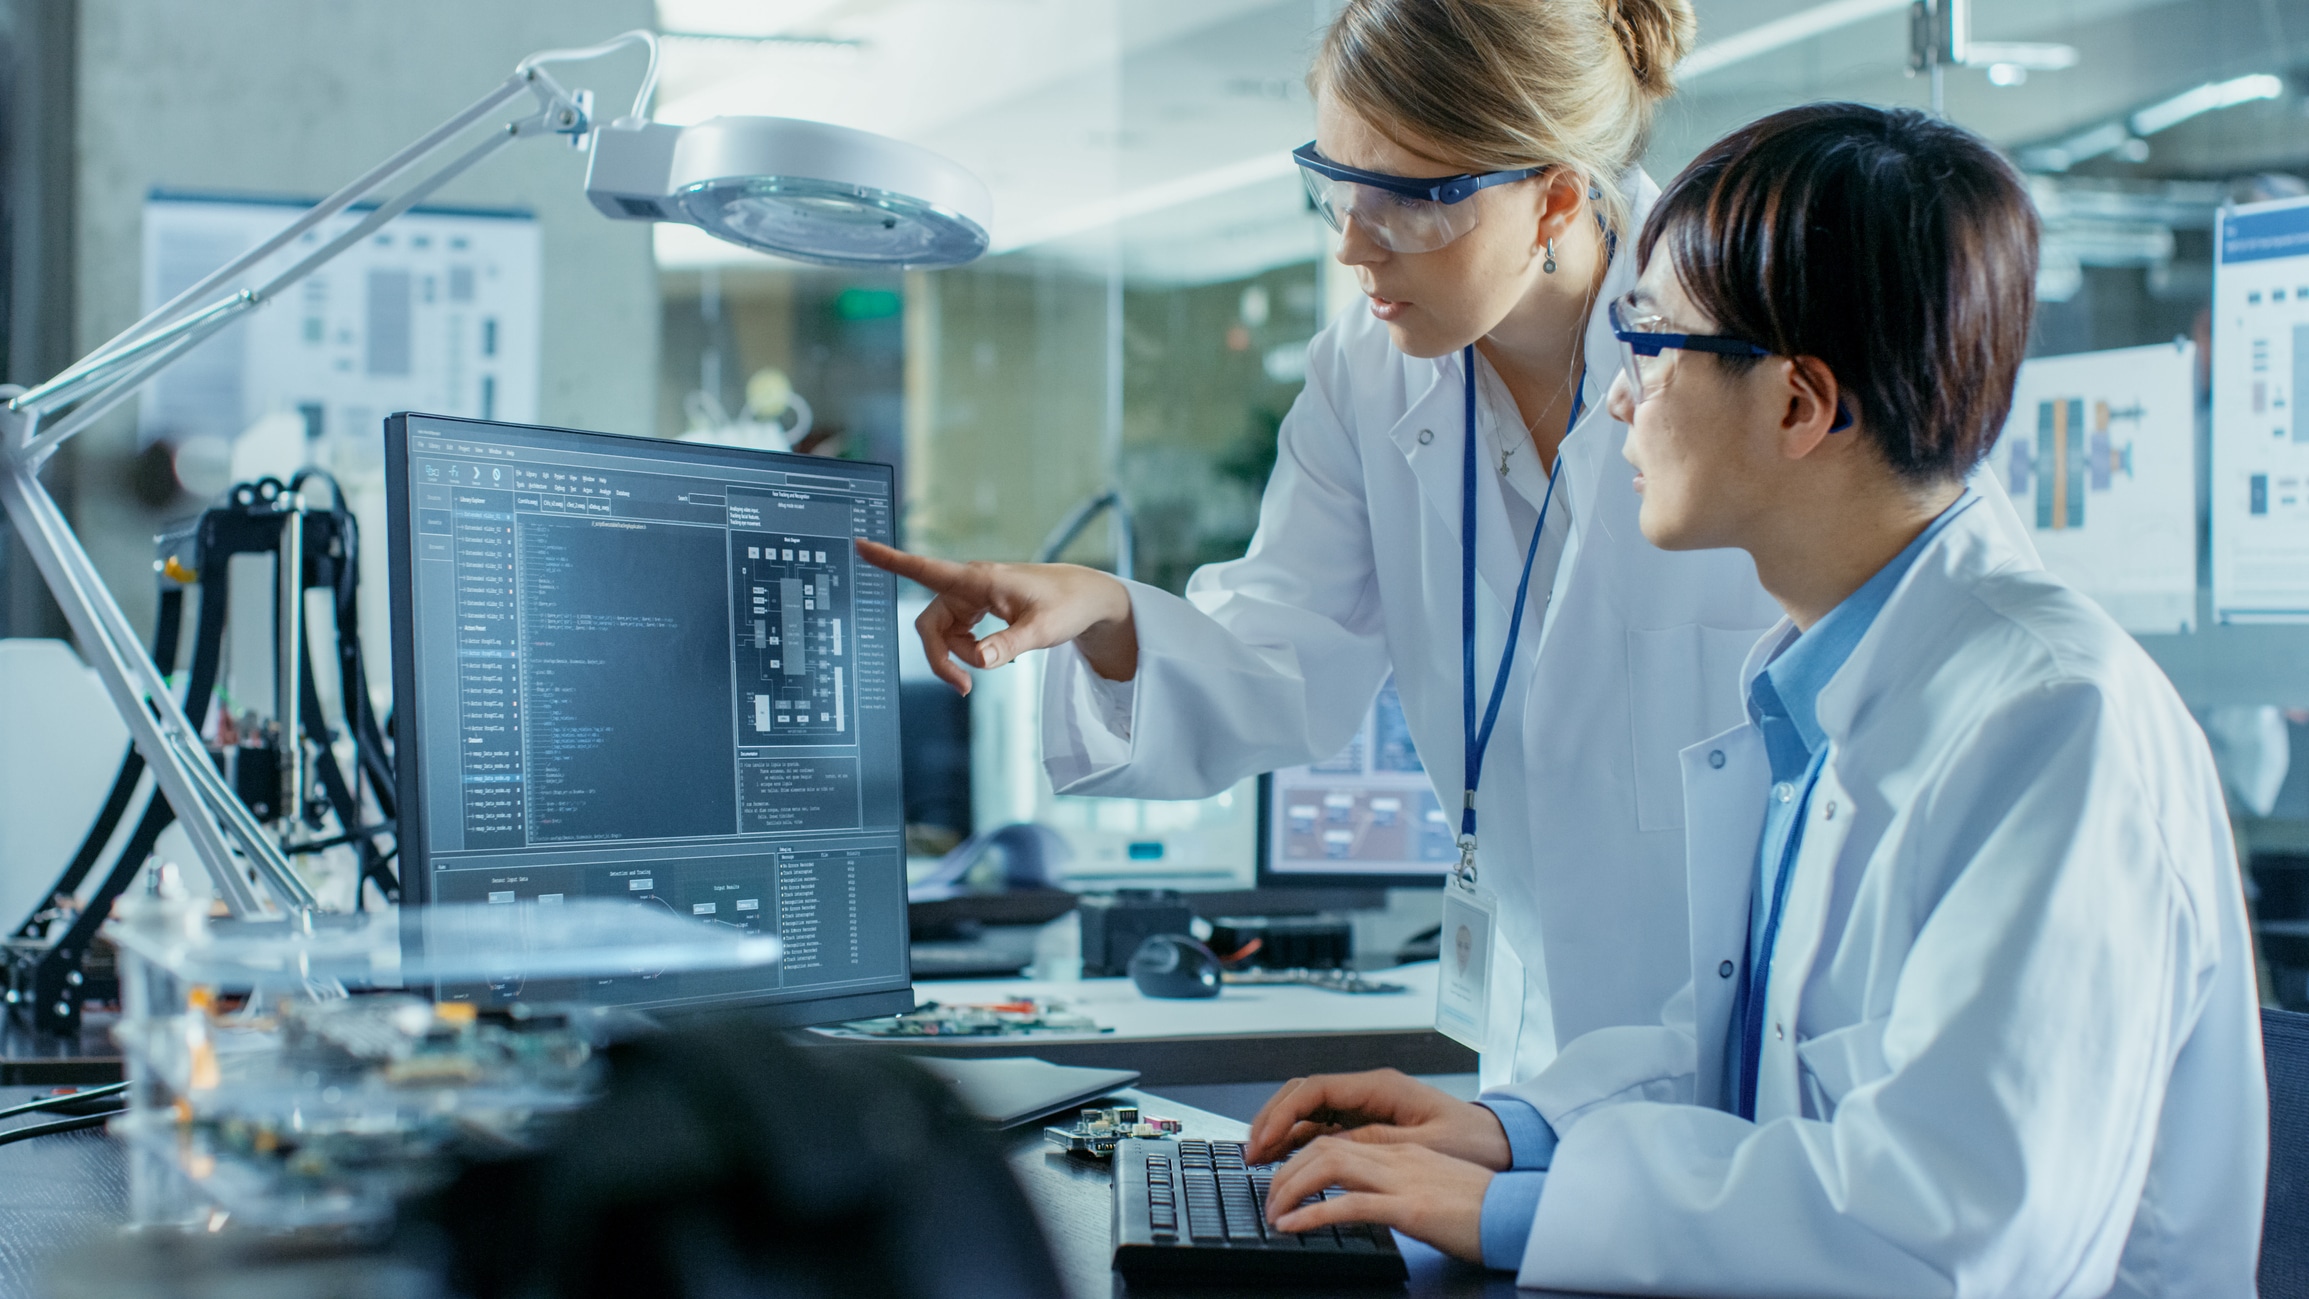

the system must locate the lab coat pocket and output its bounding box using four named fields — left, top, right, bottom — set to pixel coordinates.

left=1794, top=1016, right=1892, bottom=1121
left=1627, top=624, right=1764, bottom=831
